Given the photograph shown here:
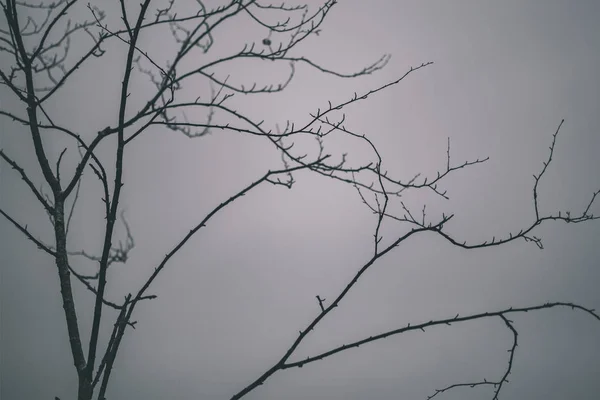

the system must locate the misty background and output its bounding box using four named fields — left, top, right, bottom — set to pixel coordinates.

left=1, top=1, right=599, bottom=399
